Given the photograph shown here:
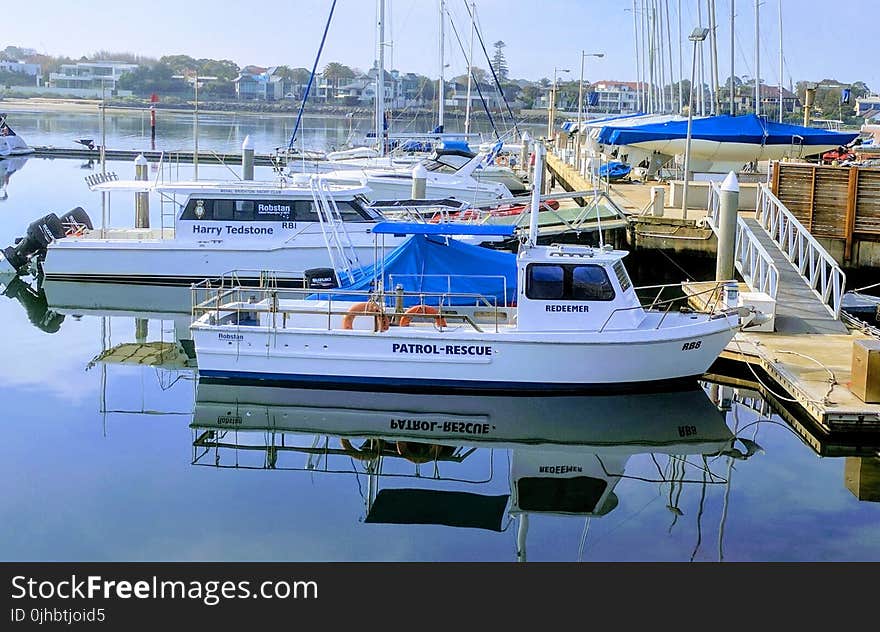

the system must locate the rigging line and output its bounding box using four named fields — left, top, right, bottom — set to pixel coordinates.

left=287, top=0, right=338, bottom=151
left=461, top=0, right=520, bottom=138
left=446, top=7, right=500, bottom=139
